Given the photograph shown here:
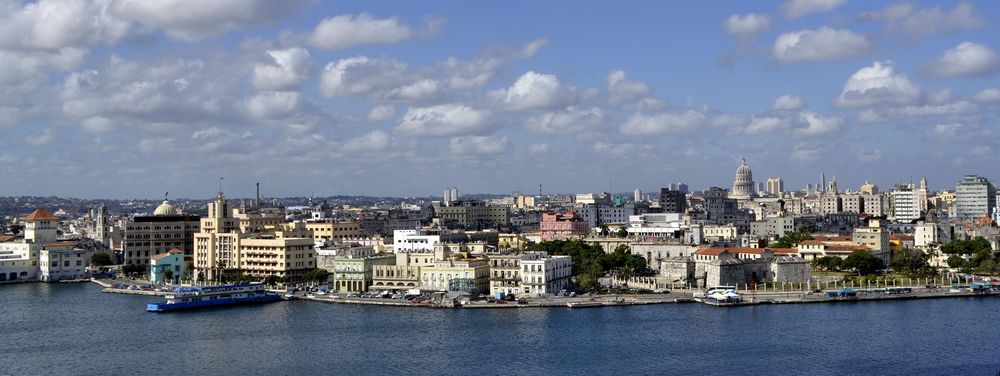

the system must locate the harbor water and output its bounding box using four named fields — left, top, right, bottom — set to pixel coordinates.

left=1, top=282, right=998, bottom=375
